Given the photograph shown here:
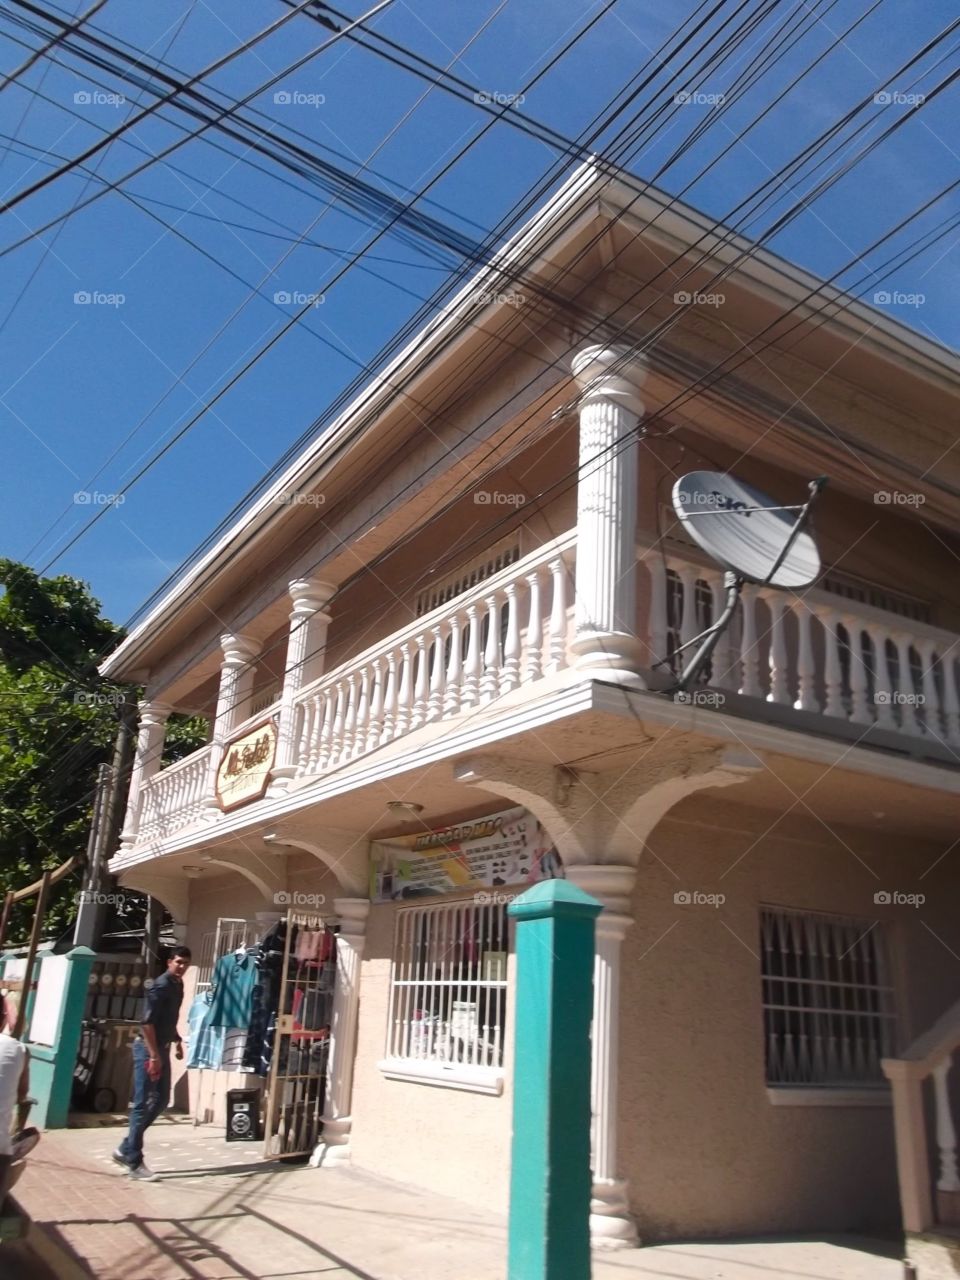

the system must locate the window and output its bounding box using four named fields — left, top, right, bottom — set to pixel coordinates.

left=381, top=899, right=509, bottom=1092
left=761, top=908, right=895, bottom=1091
